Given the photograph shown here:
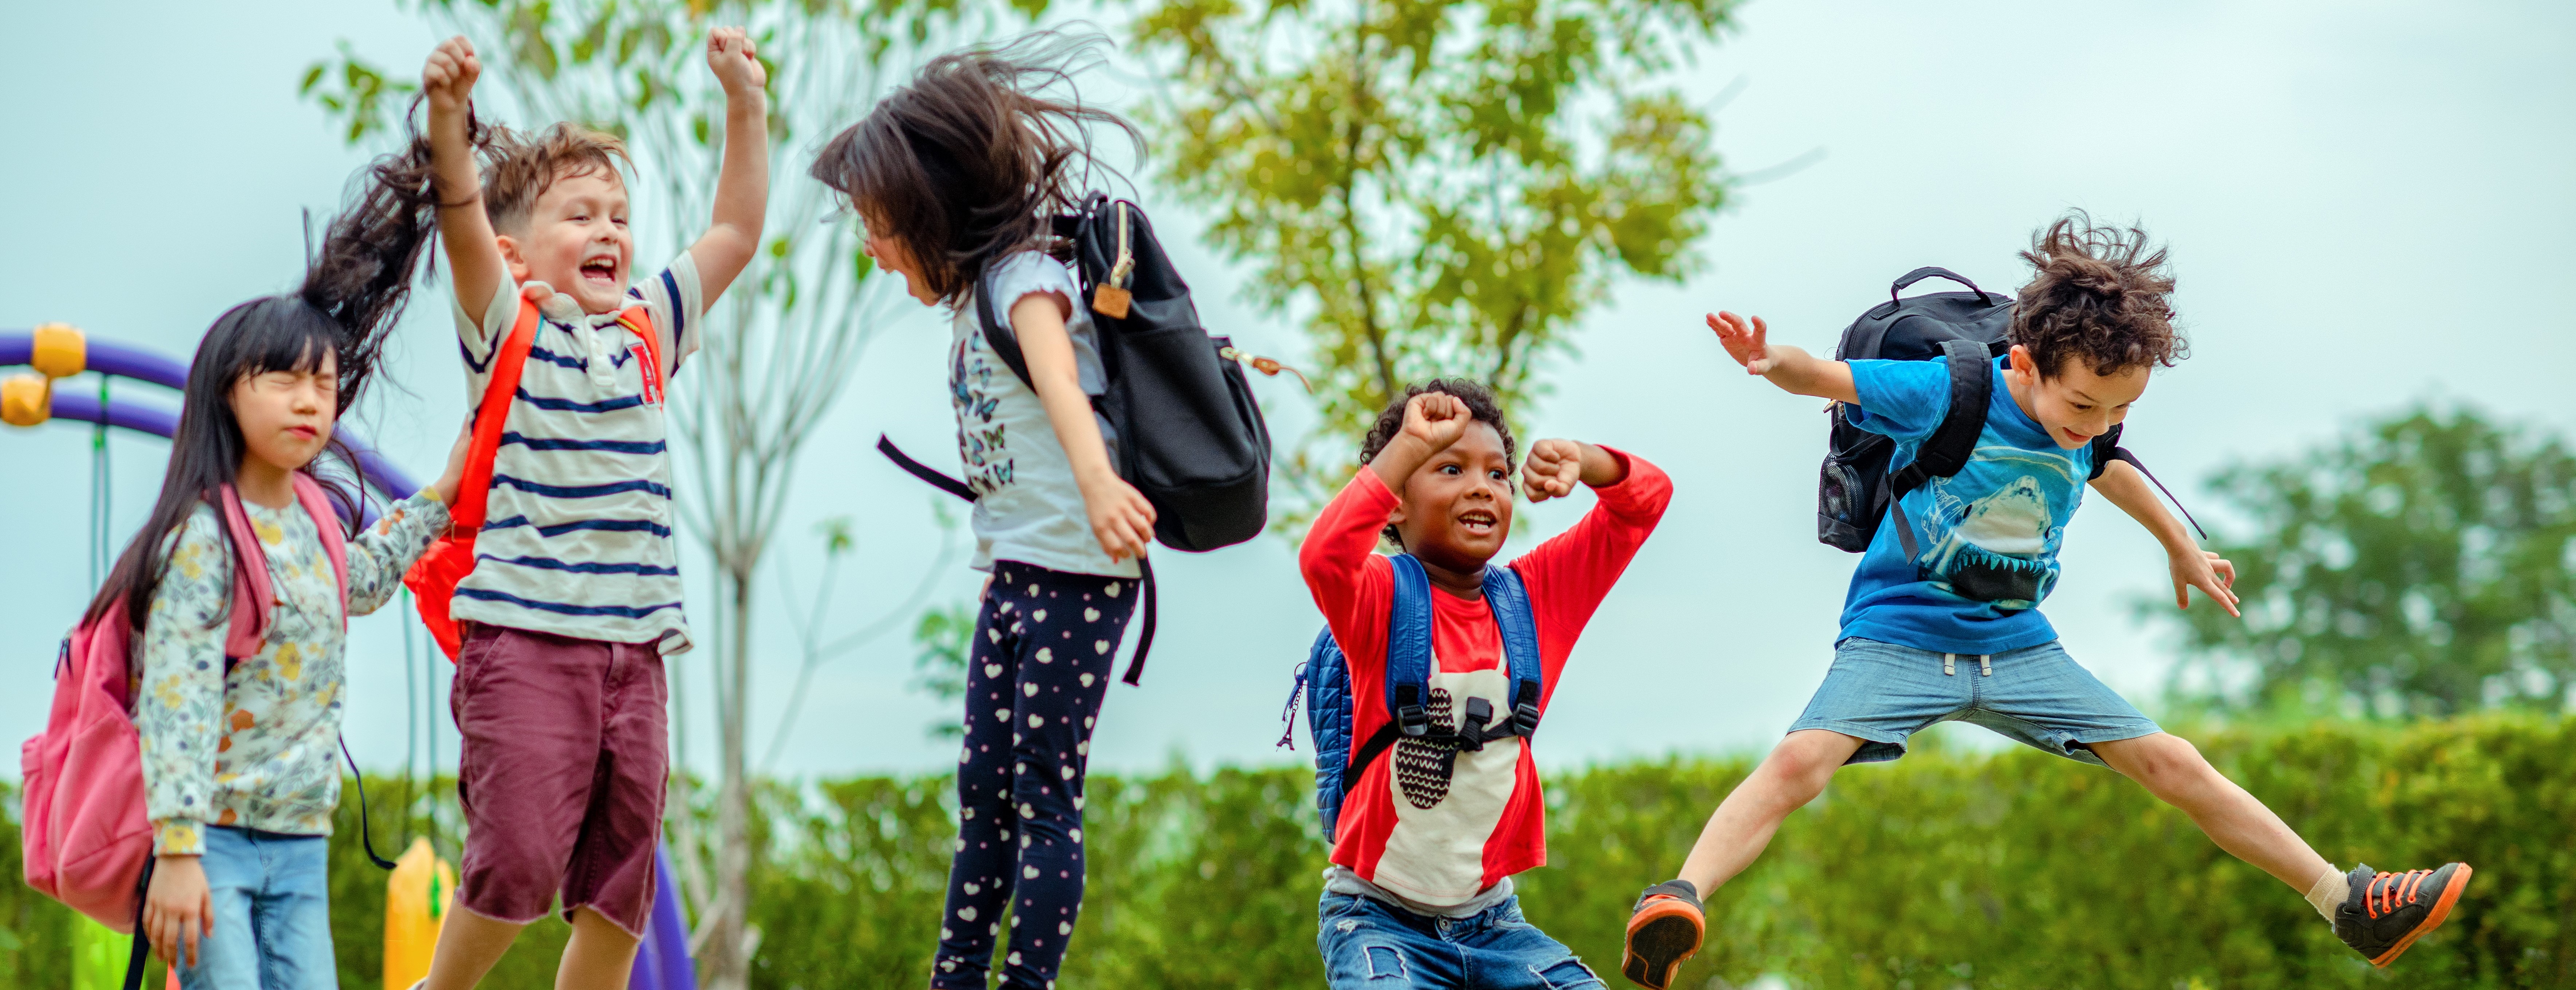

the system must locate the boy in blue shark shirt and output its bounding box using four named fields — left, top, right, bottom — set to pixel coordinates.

left=1615, top=216, right=2473, bottom=990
